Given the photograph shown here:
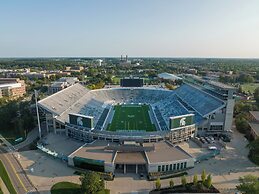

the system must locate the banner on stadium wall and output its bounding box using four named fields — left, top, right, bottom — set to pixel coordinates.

left=169, top=114, right=194, bottom=130
left=69, top=113, right=94, bottom=129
